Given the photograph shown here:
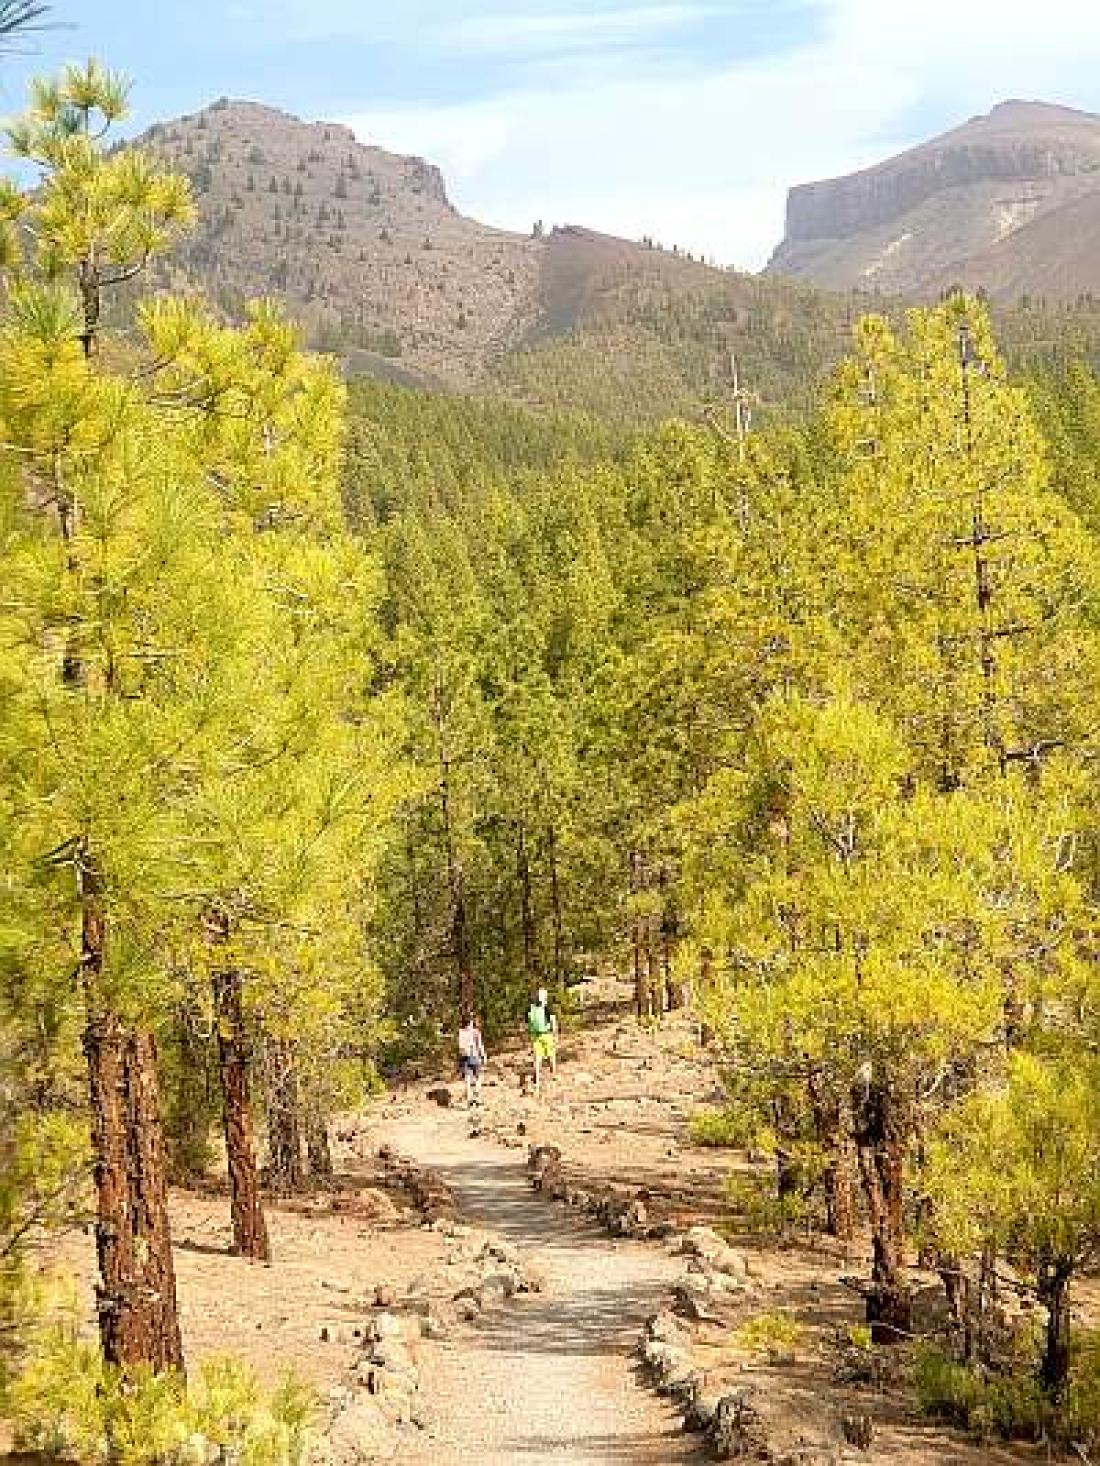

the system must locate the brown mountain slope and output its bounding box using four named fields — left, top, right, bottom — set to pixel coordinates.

left=927, top=188, right=1100, bottom=303
left=766, top=99, right=1100, bottom=300
left=135, top=98, right=860, bottom=415
left=141, top=98, right=540, bottom=386
left=132, top=98, right=1100, bottom=426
